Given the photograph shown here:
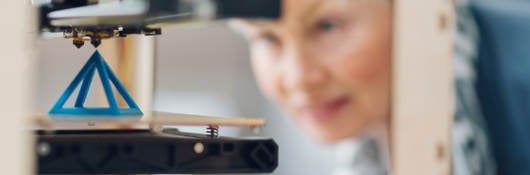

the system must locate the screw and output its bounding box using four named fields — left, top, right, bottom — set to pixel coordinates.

left=194, top=142, right=205, bottom=154
left=436, top=142, right=446, bottom=160
left=37, top=142, right=51, bottom=156
left=439, top=13, right=448, bottom=31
